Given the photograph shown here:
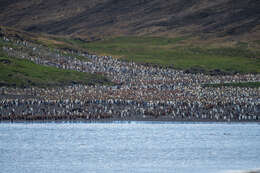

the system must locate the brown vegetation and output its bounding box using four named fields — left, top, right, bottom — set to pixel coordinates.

left=0, top=0, right=259, bottom=40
